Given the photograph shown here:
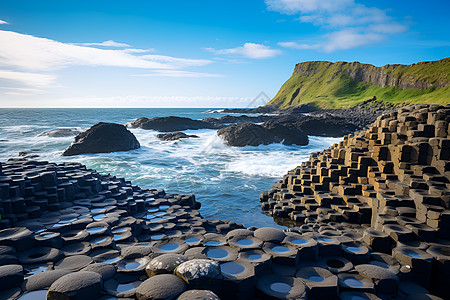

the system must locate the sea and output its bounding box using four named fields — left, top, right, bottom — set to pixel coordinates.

left=0, top=108, right=341, bottom=229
